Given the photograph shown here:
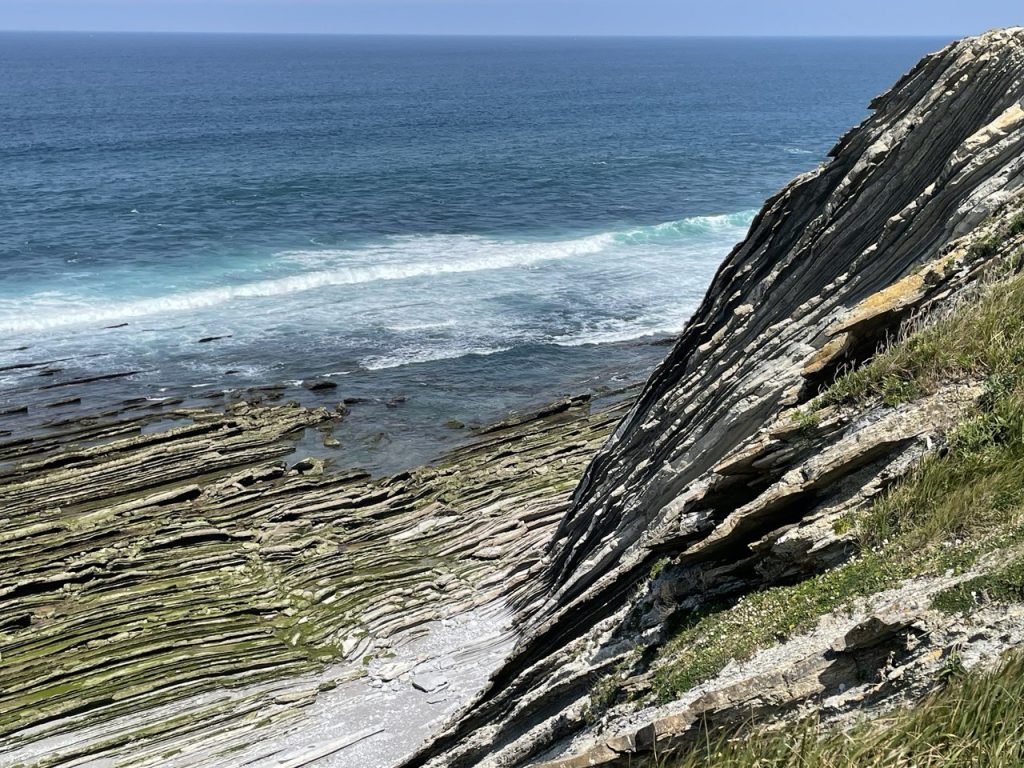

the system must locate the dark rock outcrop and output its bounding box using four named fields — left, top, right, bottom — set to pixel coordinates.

left=410, top=28, right=1024, bottom=767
